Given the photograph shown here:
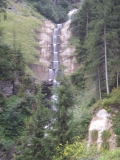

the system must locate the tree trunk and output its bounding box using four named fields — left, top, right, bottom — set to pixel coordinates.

left=98, top=68, right=101, bottom=99
left=104, top=24, right=109, bottom=95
